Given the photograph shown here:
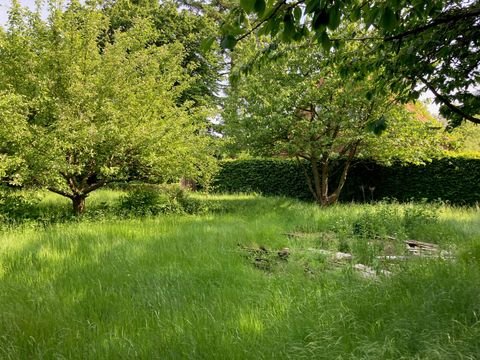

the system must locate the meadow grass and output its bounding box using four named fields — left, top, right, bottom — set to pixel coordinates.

left=0, top=192, right=479, bottom=359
